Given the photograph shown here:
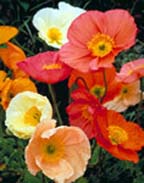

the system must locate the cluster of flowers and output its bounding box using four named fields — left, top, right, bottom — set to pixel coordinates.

left=0, top=1, right=144, bottom=183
